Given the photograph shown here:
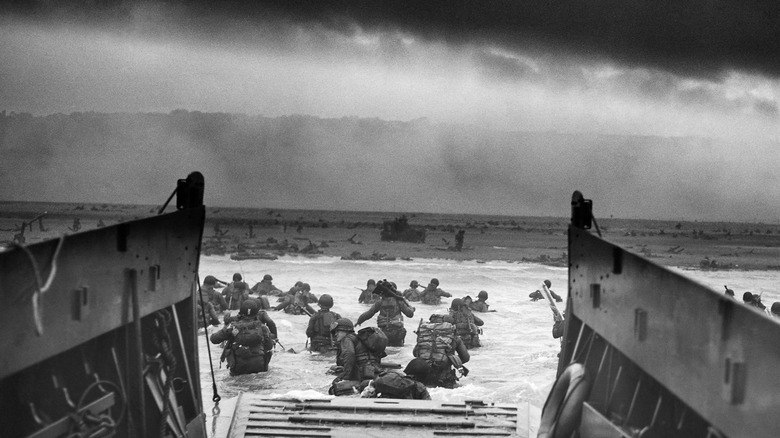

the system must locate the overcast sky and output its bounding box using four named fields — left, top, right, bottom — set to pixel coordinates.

left=1, top=1, right=779, bottom=220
